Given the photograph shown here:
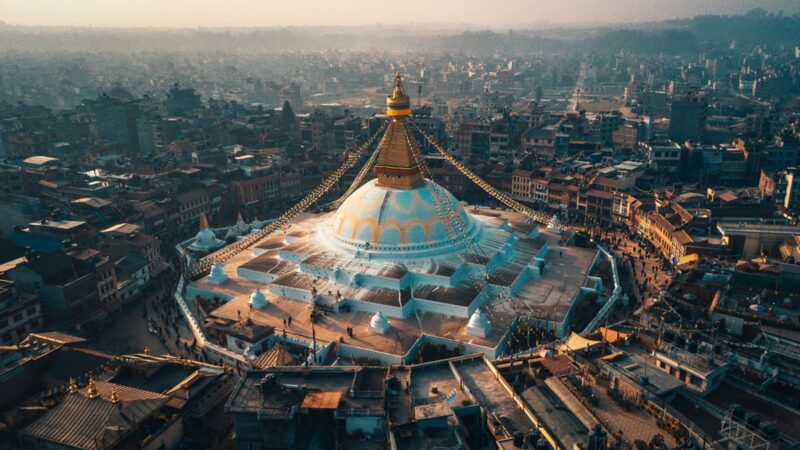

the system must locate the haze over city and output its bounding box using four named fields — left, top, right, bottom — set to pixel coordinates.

left=1, top=2, right=800, bottom=450
left=2, top=0, right=800, bottom=27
